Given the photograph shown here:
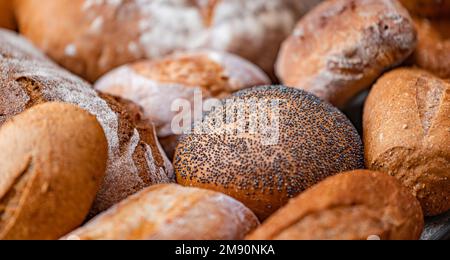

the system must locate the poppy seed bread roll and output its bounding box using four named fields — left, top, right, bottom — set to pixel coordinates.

left=363, top=68, right=450, bottom=216
left=276, top=0, right=417, bottom=107
left=174, top=85, right=364, bottom=220
left=95, top=50, right=271, bottom=157
left=247, top=170, right=424, bottom=240
left=63, top=184, right=259, bottom=240
left=0, top=103, right=108, bottom=240
left=14, top=0, right=321, bottom=82
left=0, top=30, right=174, bottom=216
